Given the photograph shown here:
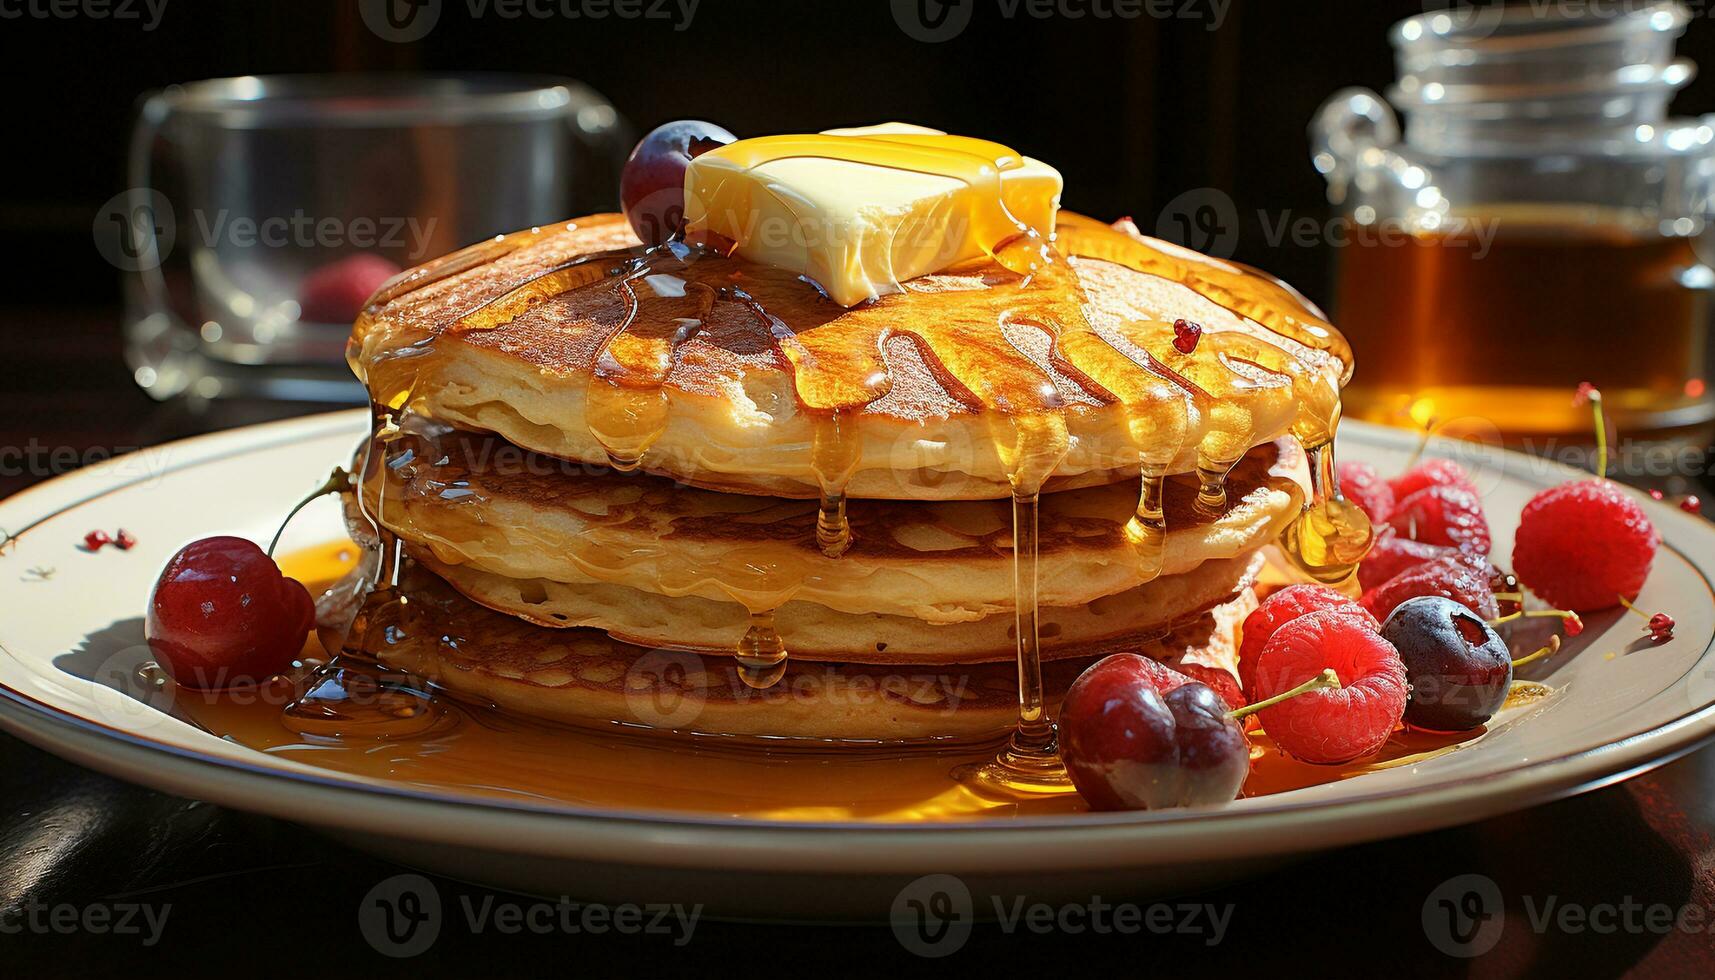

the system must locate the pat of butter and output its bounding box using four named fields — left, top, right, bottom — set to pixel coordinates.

left=683, top=123, right=1061, bottom=307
